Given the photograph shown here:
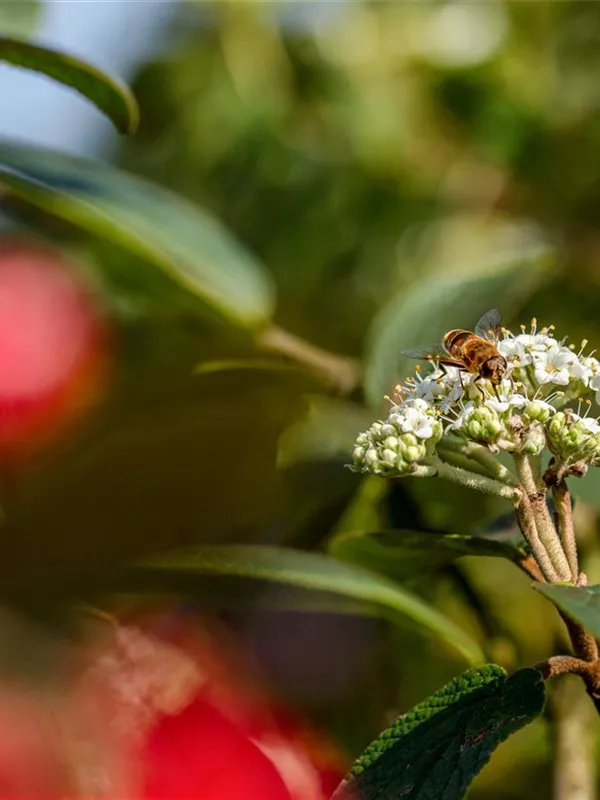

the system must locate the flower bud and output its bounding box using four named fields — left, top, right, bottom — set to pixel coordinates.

left=546, top=411, right=600, bottom=464
left=520, top=425, right=546, bottom=456
left=523, top=401, right=554, bottom=424
left=350, top=399, right=440, bottom=476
